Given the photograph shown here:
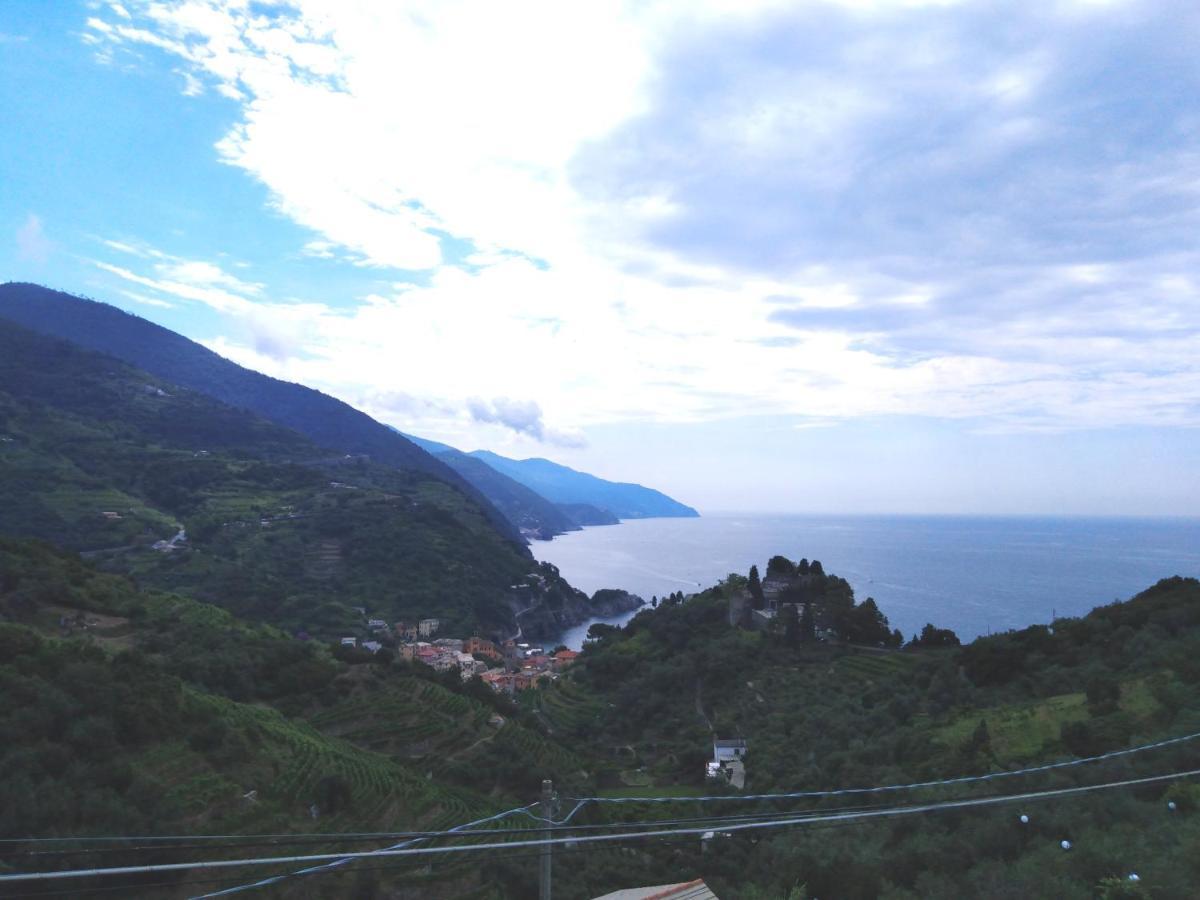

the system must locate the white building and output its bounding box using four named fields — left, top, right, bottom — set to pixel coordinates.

left=418, top=618, right=440, bottom=637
